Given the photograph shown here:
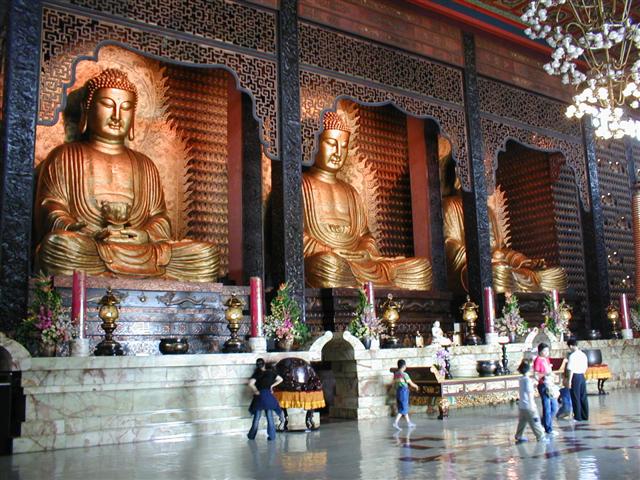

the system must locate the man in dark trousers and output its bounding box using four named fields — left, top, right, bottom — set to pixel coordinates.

left=566, top=339, right=589, bottom=421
